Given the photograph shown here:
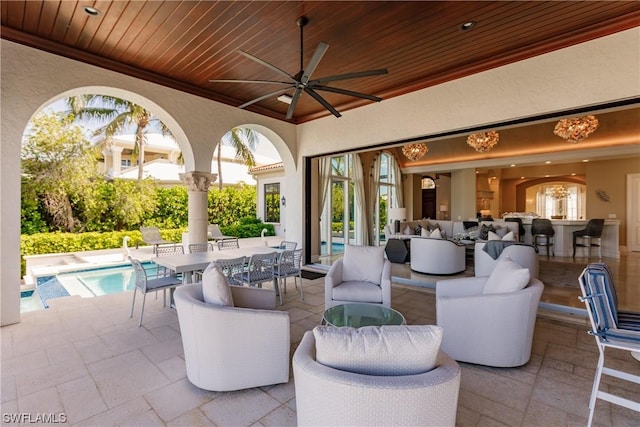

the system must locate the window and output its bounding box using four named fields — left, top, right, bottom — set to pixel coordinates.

left=421, top=177, right=436, bottom=189
left=121, top=159, right=132, bottom=167
left=264, top=183, right=280, bottom=223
